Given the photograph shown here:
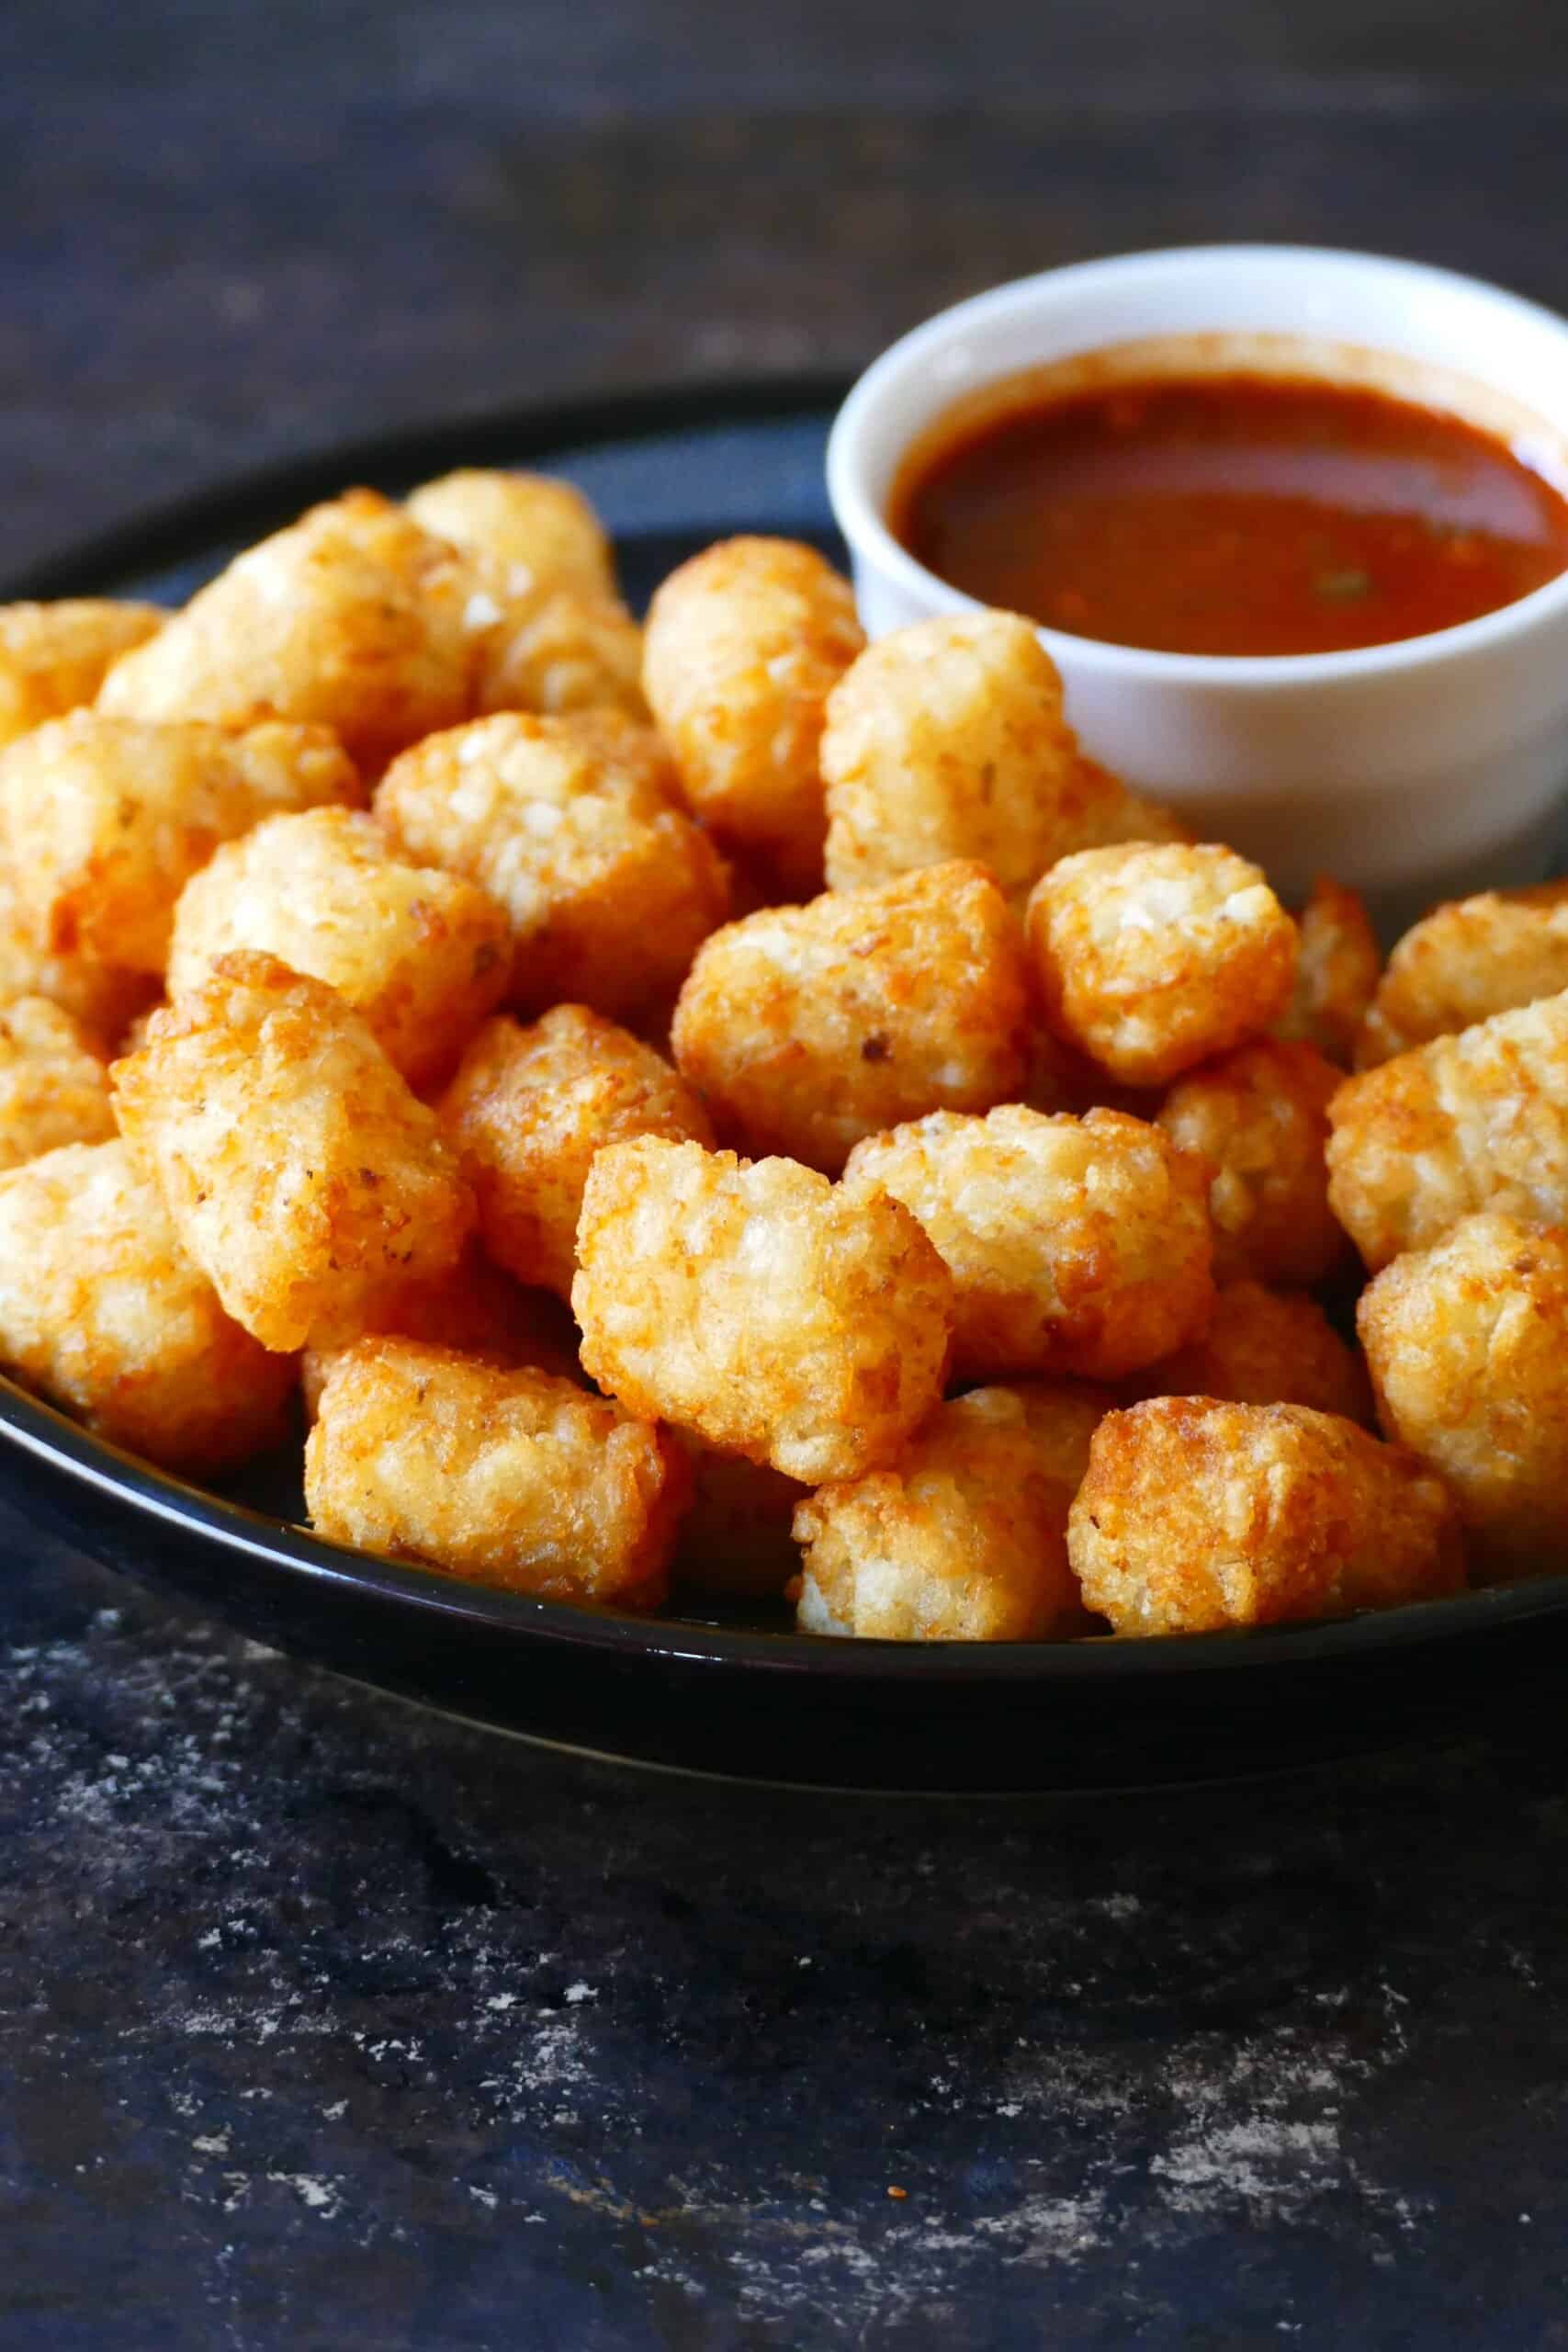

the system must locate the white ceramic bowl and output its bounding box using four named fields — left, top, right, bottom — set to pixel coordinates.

left=827, top=245, right=1568, bottom=920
